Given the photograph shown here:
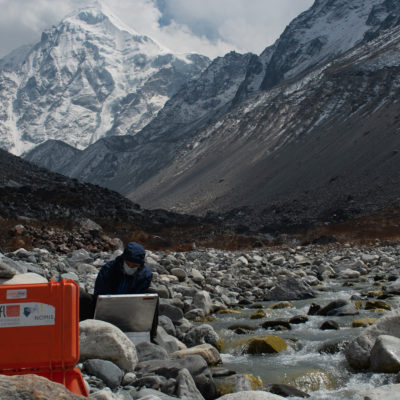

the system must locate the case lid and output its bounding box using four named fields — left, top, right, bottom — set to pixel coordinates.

left=0, top=279, right=79, bottom=371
